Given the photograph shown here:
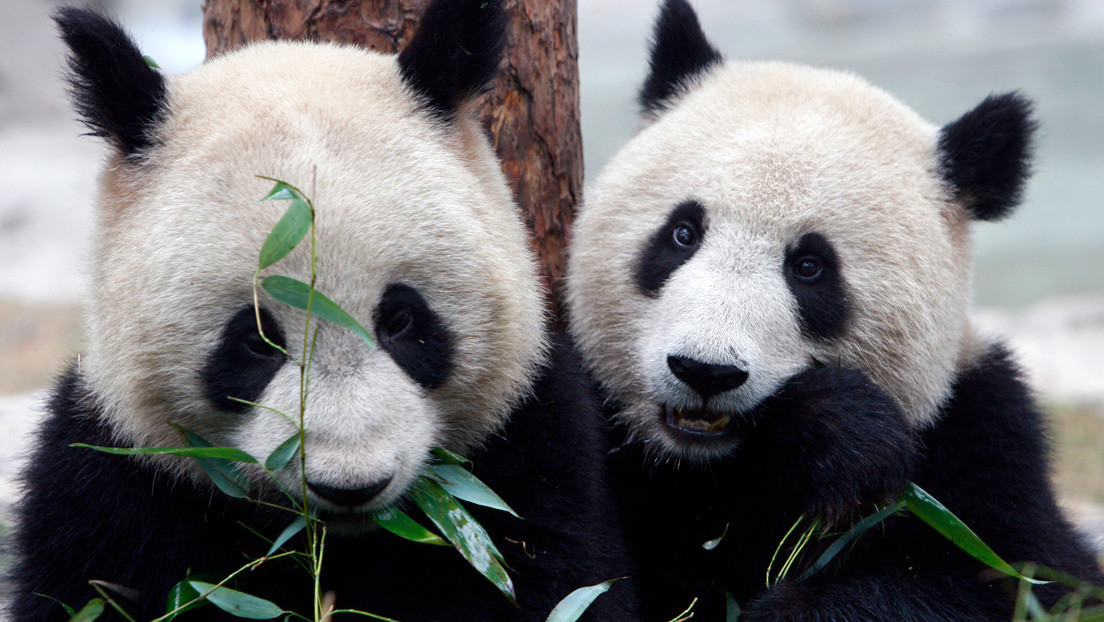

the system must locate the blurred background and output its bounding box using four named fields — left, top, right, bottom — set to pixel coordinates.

left=0, top=0, right=1101, bottom=587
